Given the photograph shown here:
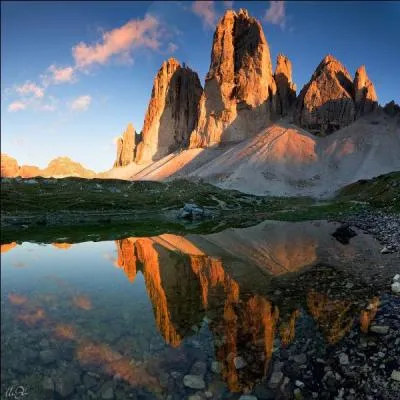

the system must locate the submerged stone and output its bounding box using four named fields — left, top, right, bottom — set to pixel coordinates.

left=183, top=375, right=206, bottom=389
